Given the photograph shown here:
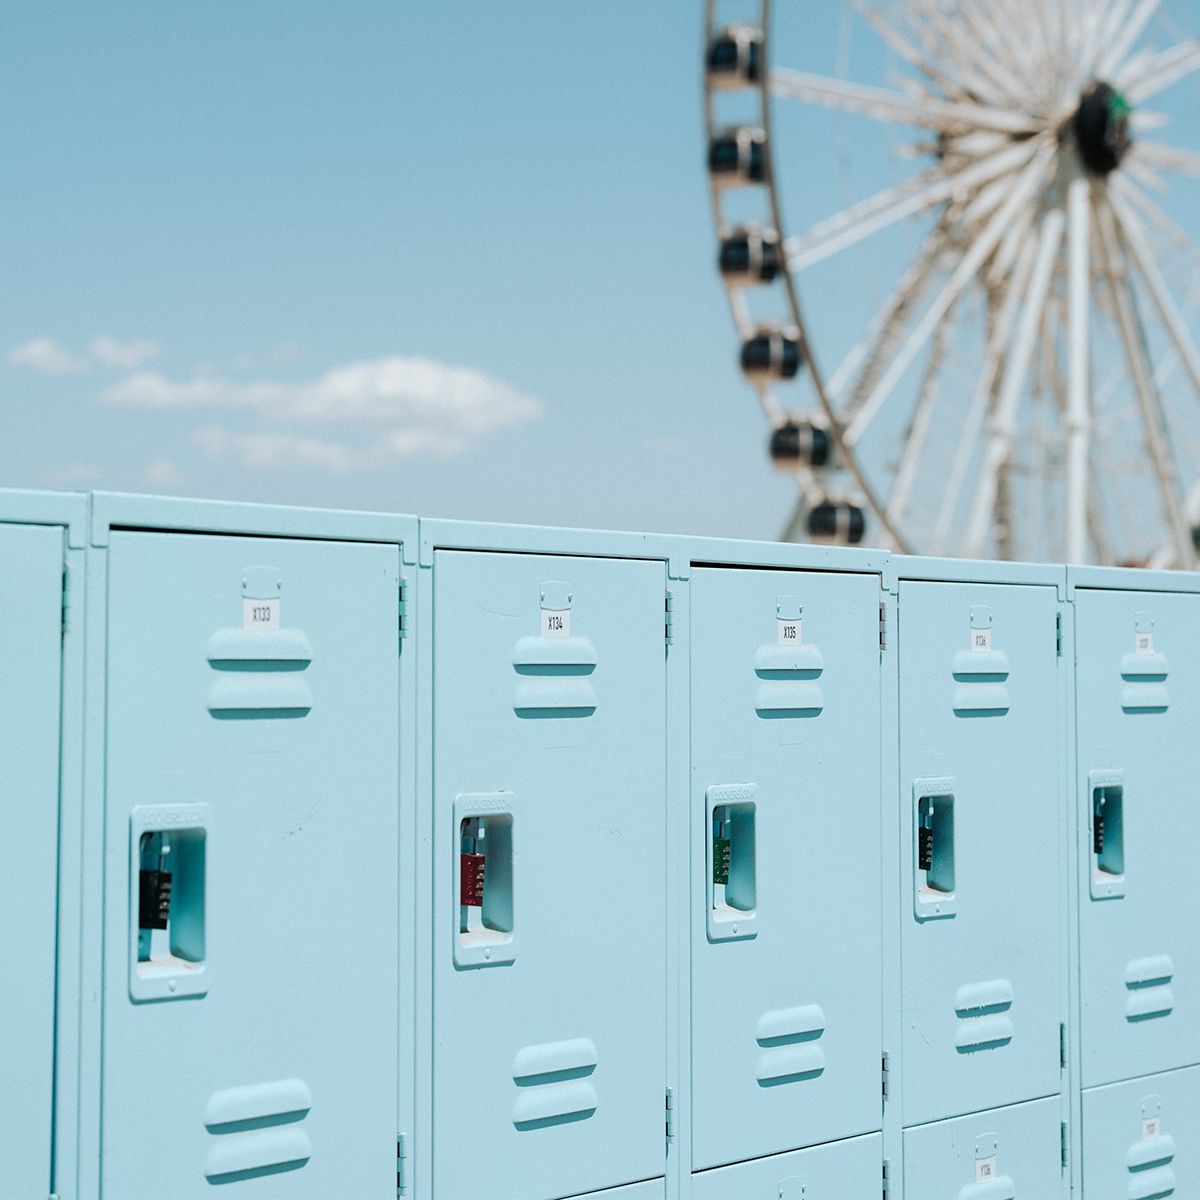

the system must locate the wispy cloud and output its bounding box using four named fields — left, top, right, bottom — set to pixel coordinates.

left=8, top=334, right=162, bottom=375
left=9, top=336, right=84, bottom=375
left=107, top=355, right=543, bottom=471
left=89, top=336, right=163, bottom=370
